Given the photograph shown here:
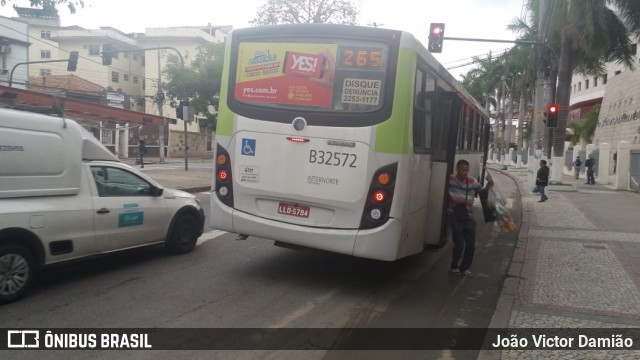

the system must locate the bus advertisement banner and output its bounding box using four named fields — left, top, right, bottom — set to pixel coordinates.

left=235, top=43, right=338, bottom=107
